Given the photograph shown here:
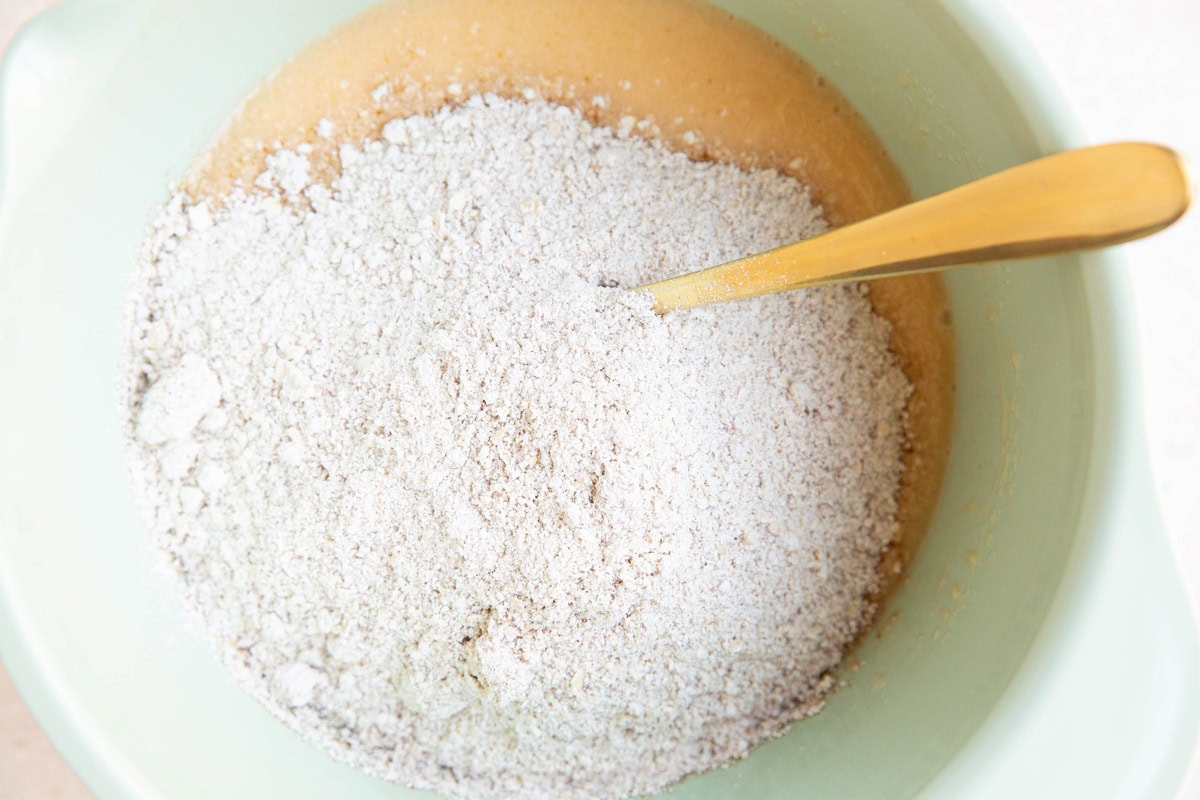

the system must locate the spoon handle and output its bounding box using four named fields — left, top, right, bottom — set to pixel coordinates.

left=640, top=142, right=1191, bottom=313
